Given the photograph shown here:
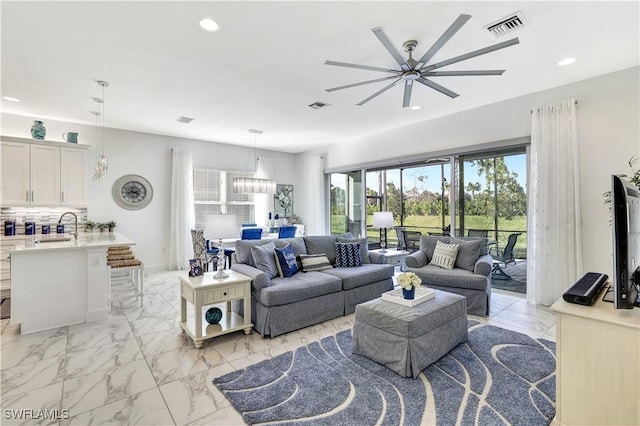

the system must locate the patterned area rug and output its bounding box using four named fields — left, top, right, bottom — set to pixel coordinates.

left=214, top=322, right=556, bottom=425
